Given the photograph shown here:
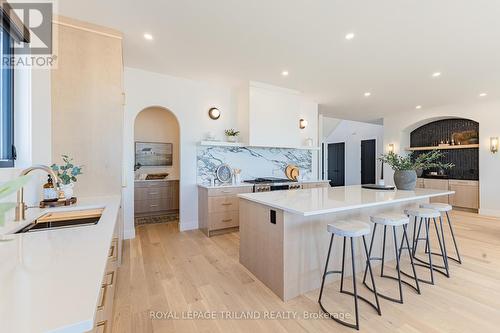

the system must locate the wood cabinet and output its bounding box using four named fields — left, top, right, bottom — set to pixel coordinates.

left=449, top=180, right=479, bottom=209
left=91, top=214, right=122, bottom=333
left=301, top=182, right=330, bottom=189
left=198, top=186, right=253, bottom=237
left=423, top=179, right=450, bottom=204
left=134, top=180, right=179, bottom=216
left=52, top=16, right=124, bottom=197
left=418, top=178, right=479, bottom=210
